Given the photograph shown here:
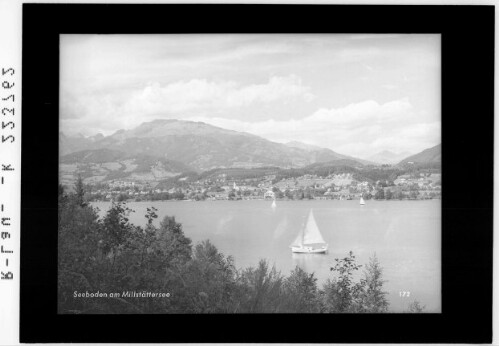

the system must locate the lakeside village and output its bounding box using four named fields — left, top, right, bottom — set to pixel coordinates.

left=81, top=171, right=442, bottom=203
